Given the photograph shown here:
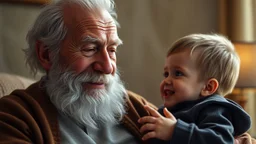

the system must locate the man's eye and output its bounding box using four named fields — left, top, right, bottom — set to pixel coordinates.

left=109, top=49, right=116, bottom=54
left=81, top=47, right=98, bottom=57
left=174, top=70, right=183, bottom=77
left=108, top=48, right=117, bottom=57
left=109, top=49, right=116, bottom=53
left=163, top=72, right=169, bottom=78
